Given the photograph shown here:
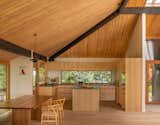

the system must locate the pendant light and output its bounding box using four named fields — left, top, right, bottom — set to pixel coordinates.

left=30, top=33, right=38, bottom=62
